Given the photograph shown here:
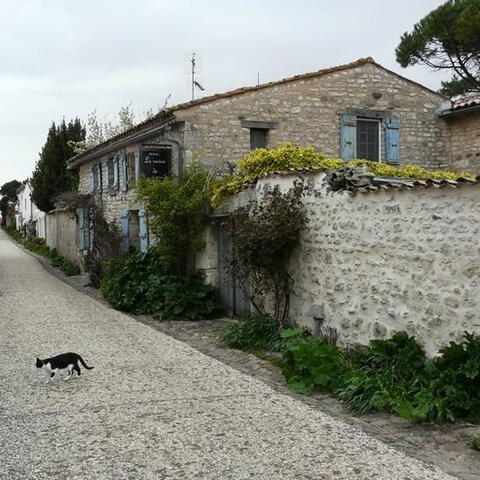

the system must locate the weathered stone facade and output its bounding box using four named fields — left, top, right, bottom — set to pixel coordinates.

left=444, top=110, right=480, bottom=173
left=175, top=60, right=449, bottom=170
left=224, top=172, right=480, bottom=355
left=72, top=58, right=462, bottom=242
